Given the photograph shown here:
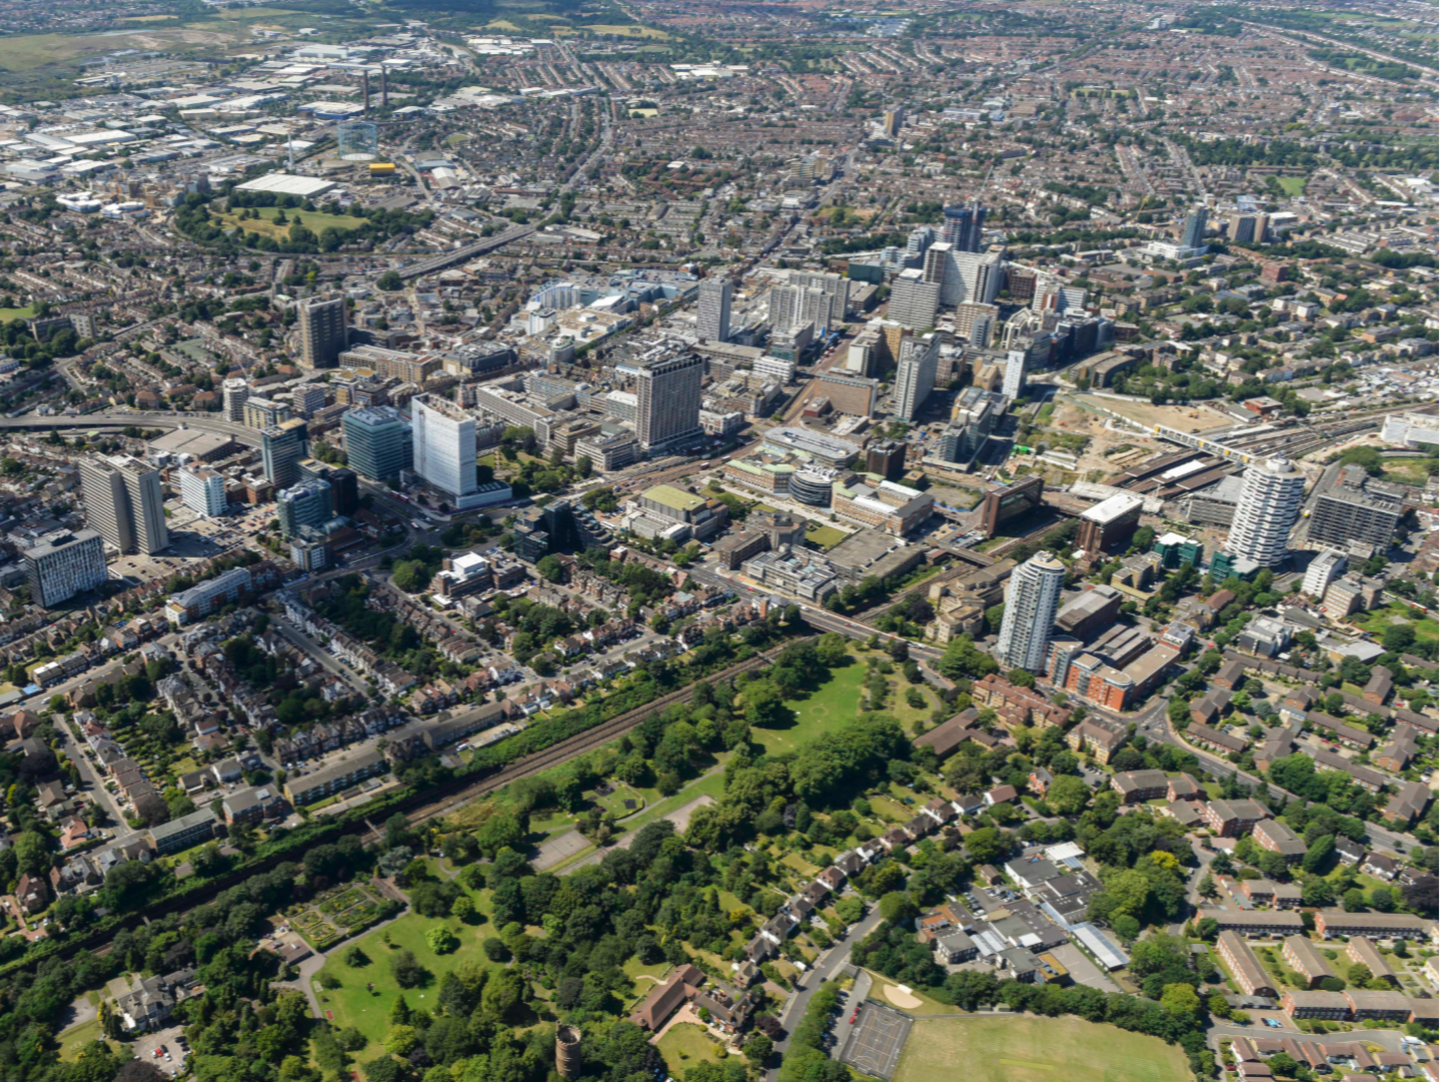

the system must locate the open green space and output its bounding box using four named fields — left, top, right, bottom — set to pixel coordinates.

left=58, top=1019, right=124, bottom=1063
left=805, top=525, right=848, bottom=551
left=1380, top=456, right=1437, bottom=486
left=311, top=909, right=500, bottom=1053
left=1273, top=177, right=1307, bottom=196
left=218, top=206, right=367, bottom=241
left=892, top=1014, right=1189, bottom=1082
left=751, top=659, right=867, bottom=756
left=655, top=1022, right=721, bottom=1078
left=0, top=305, right=37, bottom=323
left=1352, top=601, right=1437, bottom=643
